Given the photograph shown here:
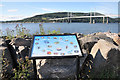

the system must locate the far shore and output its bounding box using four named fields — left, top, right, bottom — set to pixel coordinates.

left=0, top=22, right=119, bottom=24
